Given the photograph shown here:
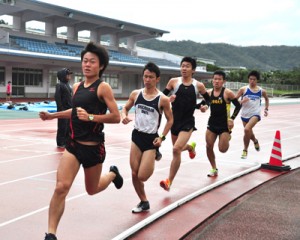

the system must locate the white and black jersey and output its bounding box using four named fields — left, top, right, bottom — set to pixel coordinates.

left=134, top=89, right=162, bottom=134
